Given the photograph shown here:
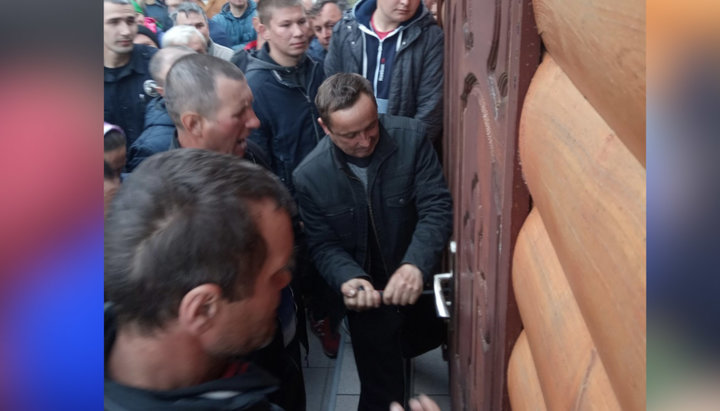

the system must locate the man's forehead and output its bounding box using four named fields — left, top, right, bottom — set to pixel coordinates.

left=177, top=11, right=205, bottom=23
left=268, top=5, right=306, bottom=22
left=321, top=3, right=341, bottom=16
left=104, top=2, right=135, bottom=17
